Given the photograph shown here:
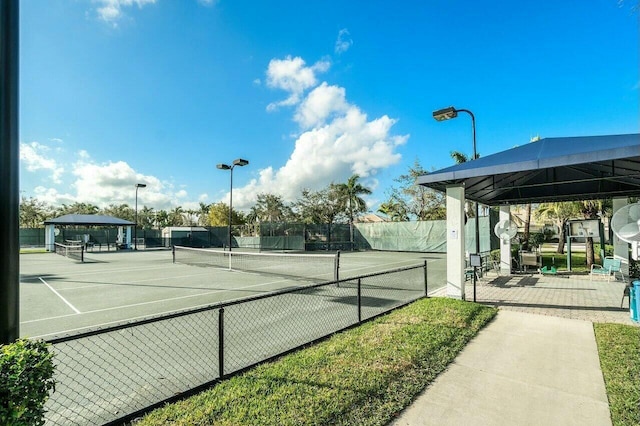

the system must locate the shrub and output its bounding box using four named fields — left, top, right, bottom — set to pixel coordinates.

left=0, top=339, right=55, bottom=426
